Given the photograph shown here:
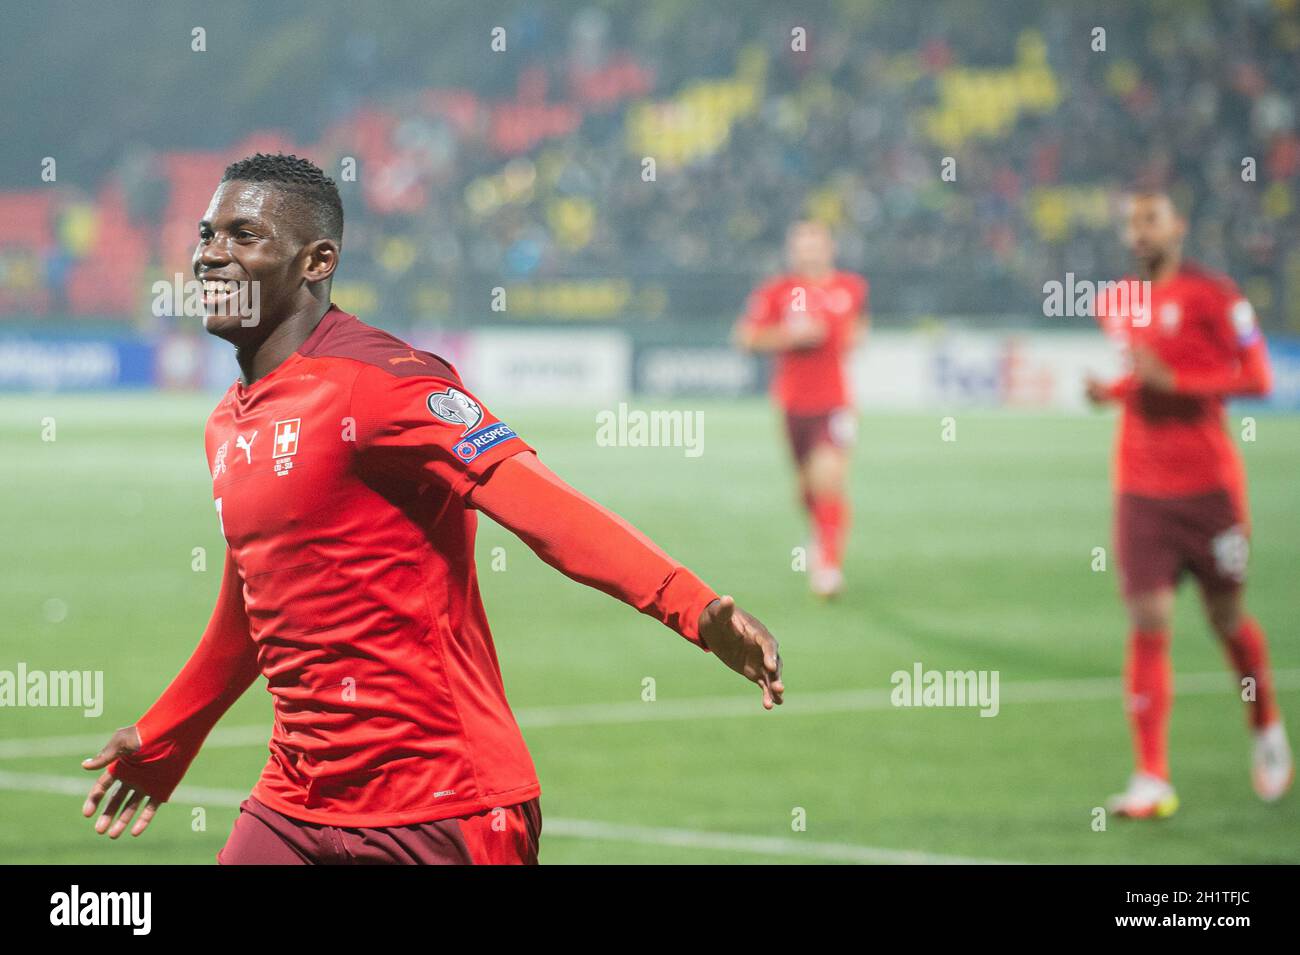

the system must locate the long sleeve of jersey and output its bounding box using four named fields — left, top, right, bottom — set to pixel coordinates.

left=106, top=549, right=261, bottom=801
left=468, top=451, right=718, bottom=649
left=1174, top=335, right=1272, bottom=398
